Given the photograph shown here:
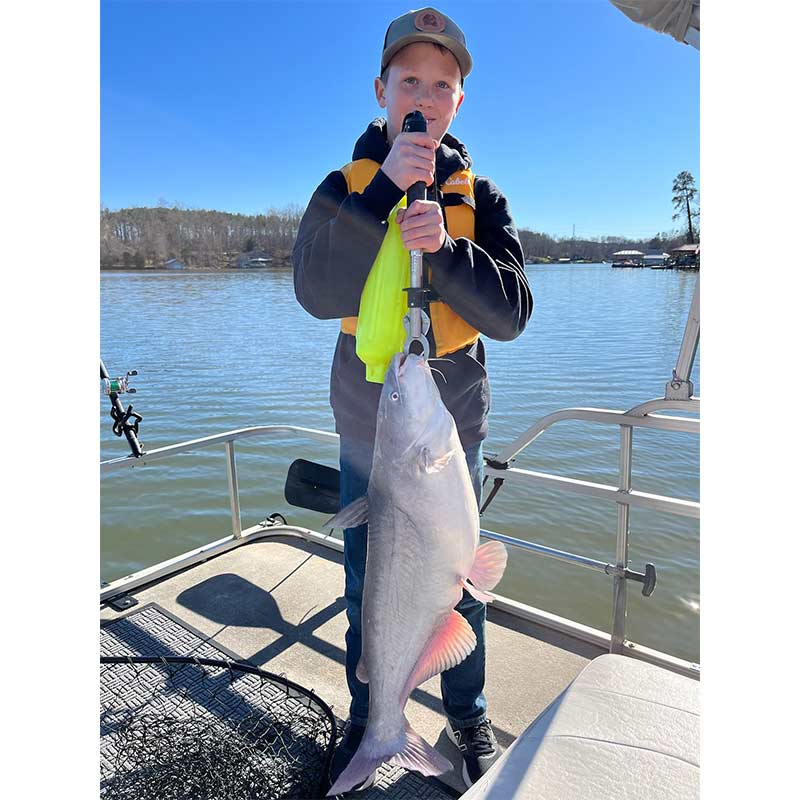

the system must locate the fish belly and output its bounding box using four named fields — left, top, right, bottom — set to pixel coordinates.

left=361, top=475, right=475, bottom=736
